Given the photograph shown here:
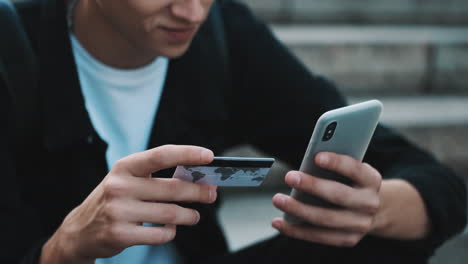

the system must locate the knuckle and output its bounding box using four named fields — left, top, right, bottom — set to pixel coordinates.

left=153, top=145, right=177, bottom=163
left=144, top=150, right=164, bottom=168
left=159, top=205, right=178, bottom=224
left=328, top=192, right=346, bottom=206
left=154, top=227, right=176, bottom=244
left=153, top=145, right=171, bottom=155
left=151, top=149, right=165, bottom=163
left=113, top=158, right=129, bottom=173
left=96, top=231, right=118, bottom=251
left=355, top=163, right=366, bottom=178
left=327, top=154, right=339, bottom=170
left=364, top=198, right=381, bottom=214
left=163, top=180, right=180, bottom=198
left=303, top=175, right=318, bottom=191
left=293, top=230, right=308, bottom=242
left=96, top=232, right=107, bottom=247
left=186, top=147, right=202, bottom=163
left=160, top=144, right=175, bottom=150
left=198, top=185, right=211, bottom=202
left=103, top=202, right=122, bottom=222
left=364, top=163, right=382, bottom=184
left=310, top=211, right=330, bottom=227
left=102, top=177, right=128, bottom=199
left=106, top=225, right=129, bottom=248
left=372, top=169, right=382, bottom=183
left=354, top=219, right=373, bottom=233
left=374, top=175, right=383, bottom=190
left=280, top=224, right=295, bottom=237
